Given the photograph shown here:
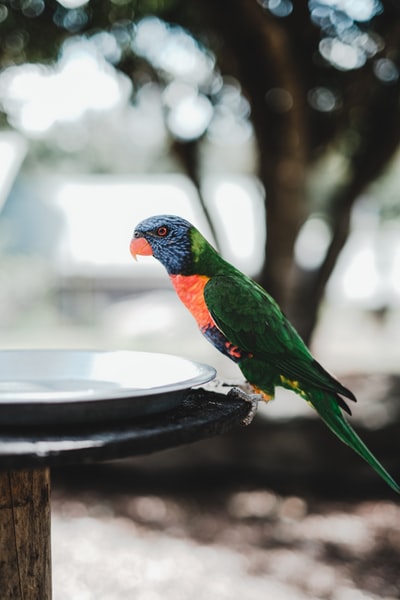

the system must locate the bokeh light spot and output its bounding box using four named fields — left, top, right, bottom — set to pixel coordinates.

left=265, top=88, right=293, bottom=113
left=319, top=37, right=366, bottom=70
left=307, top=87, right=338, bottom=112
left=373, top=58, right=399, bottom=84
